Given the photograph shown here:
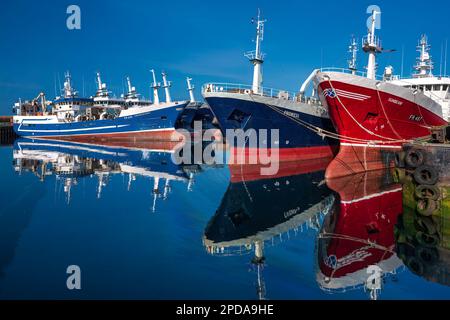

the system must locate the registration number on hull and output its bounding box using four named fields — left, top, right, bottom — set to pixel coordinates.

left=409, top=114, right=423, bottom=122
